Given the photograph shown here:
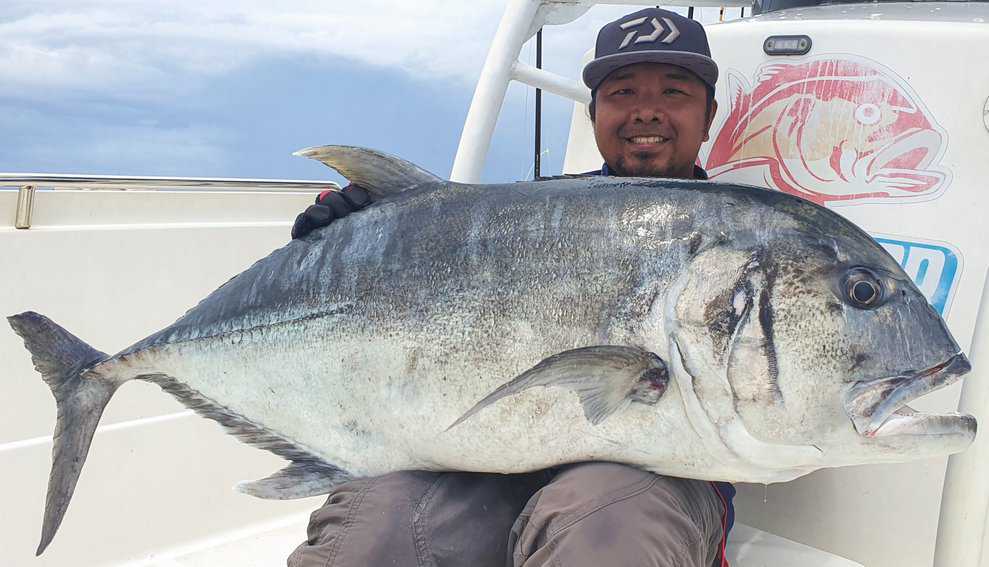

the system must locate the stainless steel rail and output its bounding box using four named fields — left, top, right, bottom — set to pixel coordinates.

left=1, top=173, right=340, bottom=229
